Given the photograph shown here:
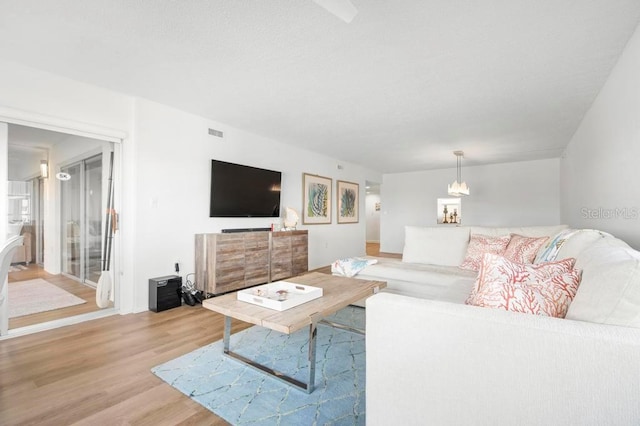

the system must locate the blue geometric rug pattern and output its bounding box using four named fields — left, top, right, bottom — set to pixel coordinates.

left=151, top=306, right=366, bottom=425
